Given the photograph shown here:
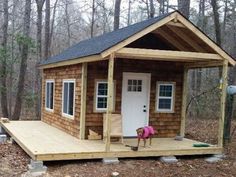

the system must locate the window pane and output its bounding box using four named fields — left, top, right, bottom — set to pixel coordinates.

left=158, top=98, right=171, bottom=109
left=98, top=83, right=107, bottom=96
left=46, top=83, right=50, bottom=108
left=159, top=85, right=172, bottom=97
left=63, top=83, right=68, bottom=114
left=50, top=83, right=54, bottom=109
left=68, top=83, right=74, bottom=115
left=127, top=79, right=142, bottom=92
left=128, top=79, right=132, bottom=85
left=97, top=97, right=107, bottom=109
